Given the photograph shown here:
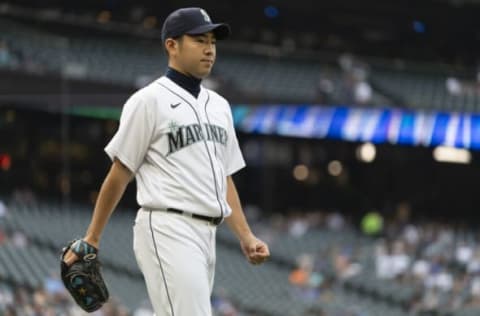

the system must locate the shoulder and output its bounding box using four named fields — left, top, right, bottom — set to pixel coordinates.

left=117, top=87, right=157, bottom=124
left=129, top=80, right=161, bottom=105
left=122, top=79, right=164, bottom=114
